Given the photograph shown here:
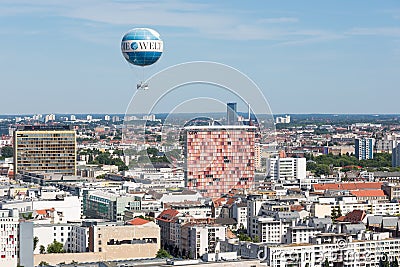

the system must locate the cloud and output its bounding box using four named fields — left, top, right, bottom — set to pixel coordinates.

left=0, top=0, right=346, bottom=45
left=272, top=31, right=344, bottom=47
left=346, top=27, right=400, bottom=37
left=258, top=17, right=299, bottom=24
